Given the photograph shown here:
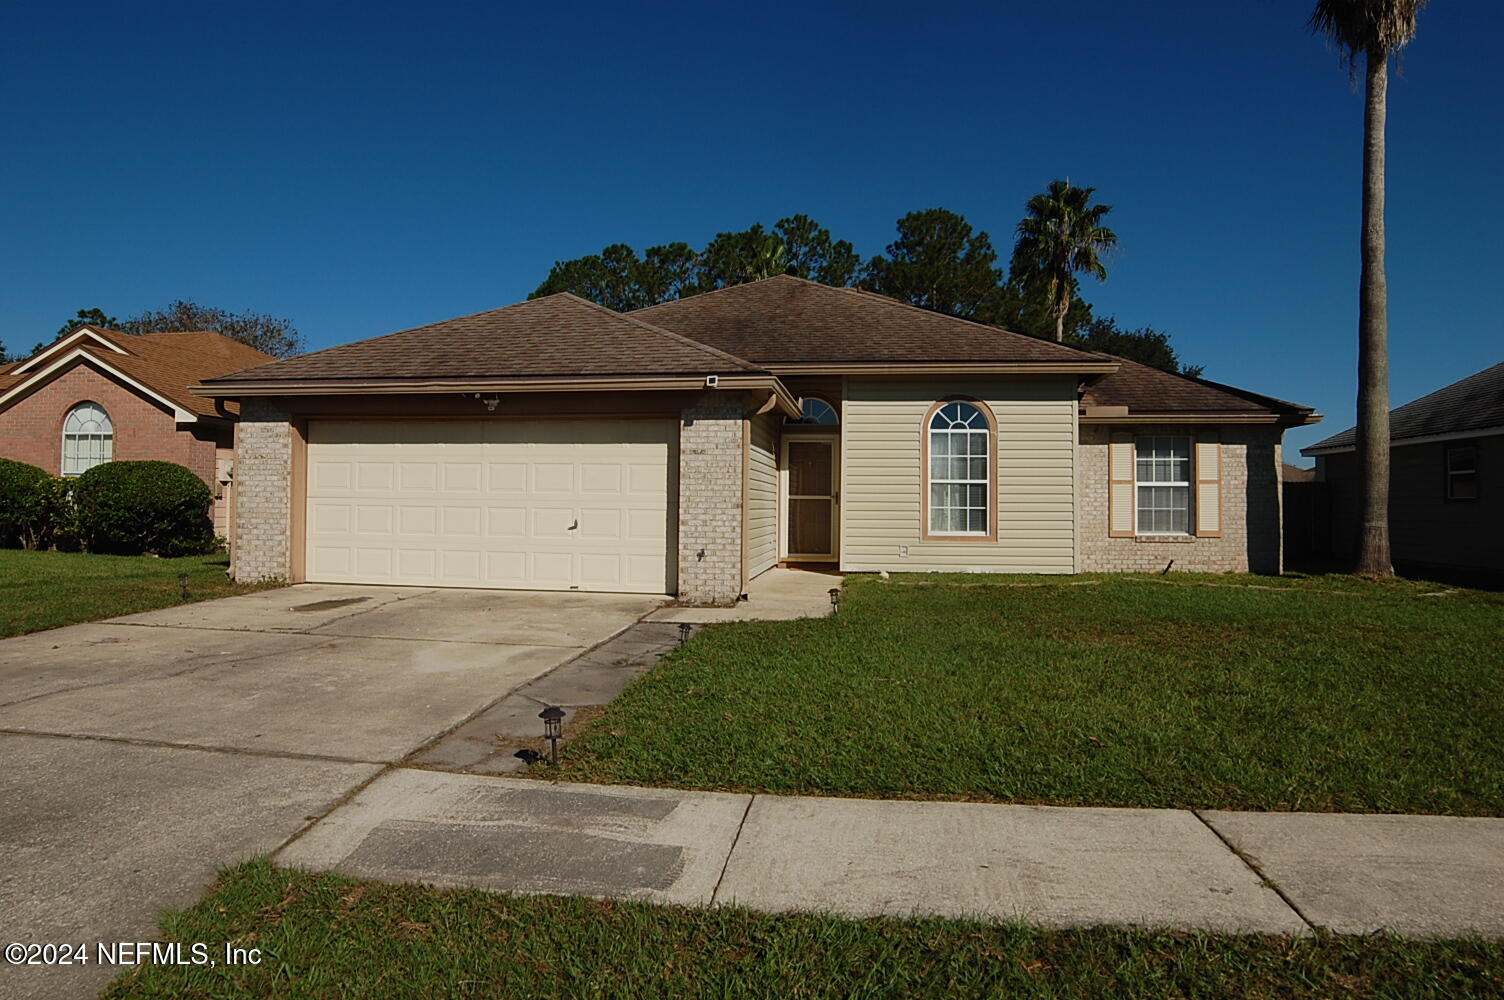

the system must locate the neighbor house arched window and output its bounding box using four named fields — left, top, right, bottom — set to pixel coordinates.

left=62, top=401, right=113, bottom=476
left=924, top=399, right=994, bottom=538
